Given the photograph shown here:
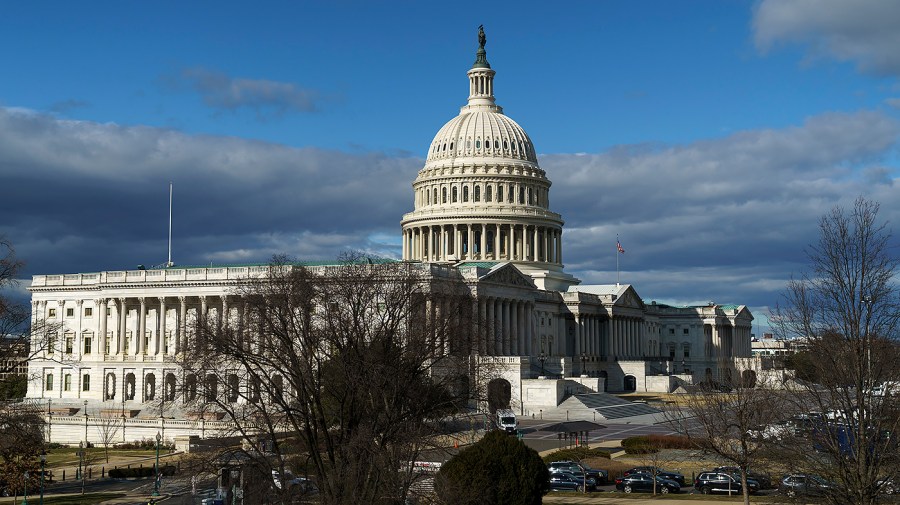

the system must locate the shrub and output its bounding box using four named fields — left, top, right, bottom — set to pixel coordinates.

left=621, top=434, right=694, bottom=454
left=435, top=431, right=548, bottom=504
left=541, top=447, right=610, bottom=464
left=108, top=465, right=176, bottom=479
